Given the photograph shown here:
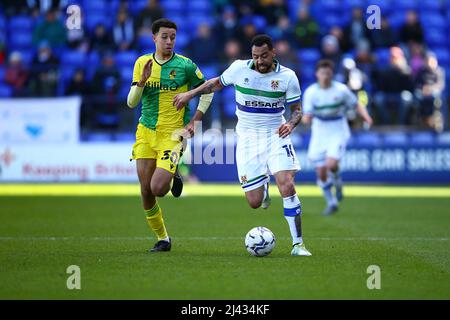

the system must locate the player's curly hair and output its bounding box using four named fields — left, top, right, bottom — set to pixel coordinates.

left=251, top=34, right=273, bottom=50
left=152, top=18, right=177, bottom=34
